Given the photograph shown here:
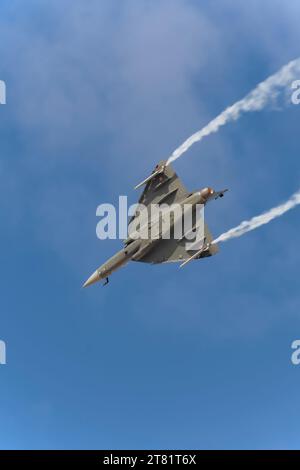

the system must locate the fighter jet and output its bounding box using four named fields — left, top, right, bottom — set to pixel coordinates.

left=83, top=161, right=227, bottom=287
